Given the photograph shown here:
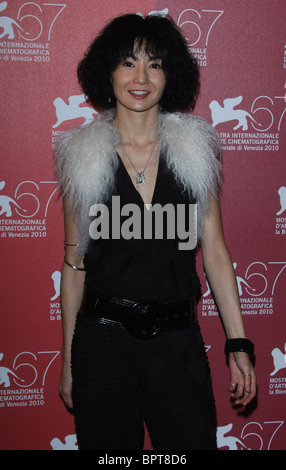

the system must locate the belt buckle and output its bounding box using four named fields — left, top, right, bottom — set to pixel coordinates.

left=124, top=300, right=162, bottom=339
